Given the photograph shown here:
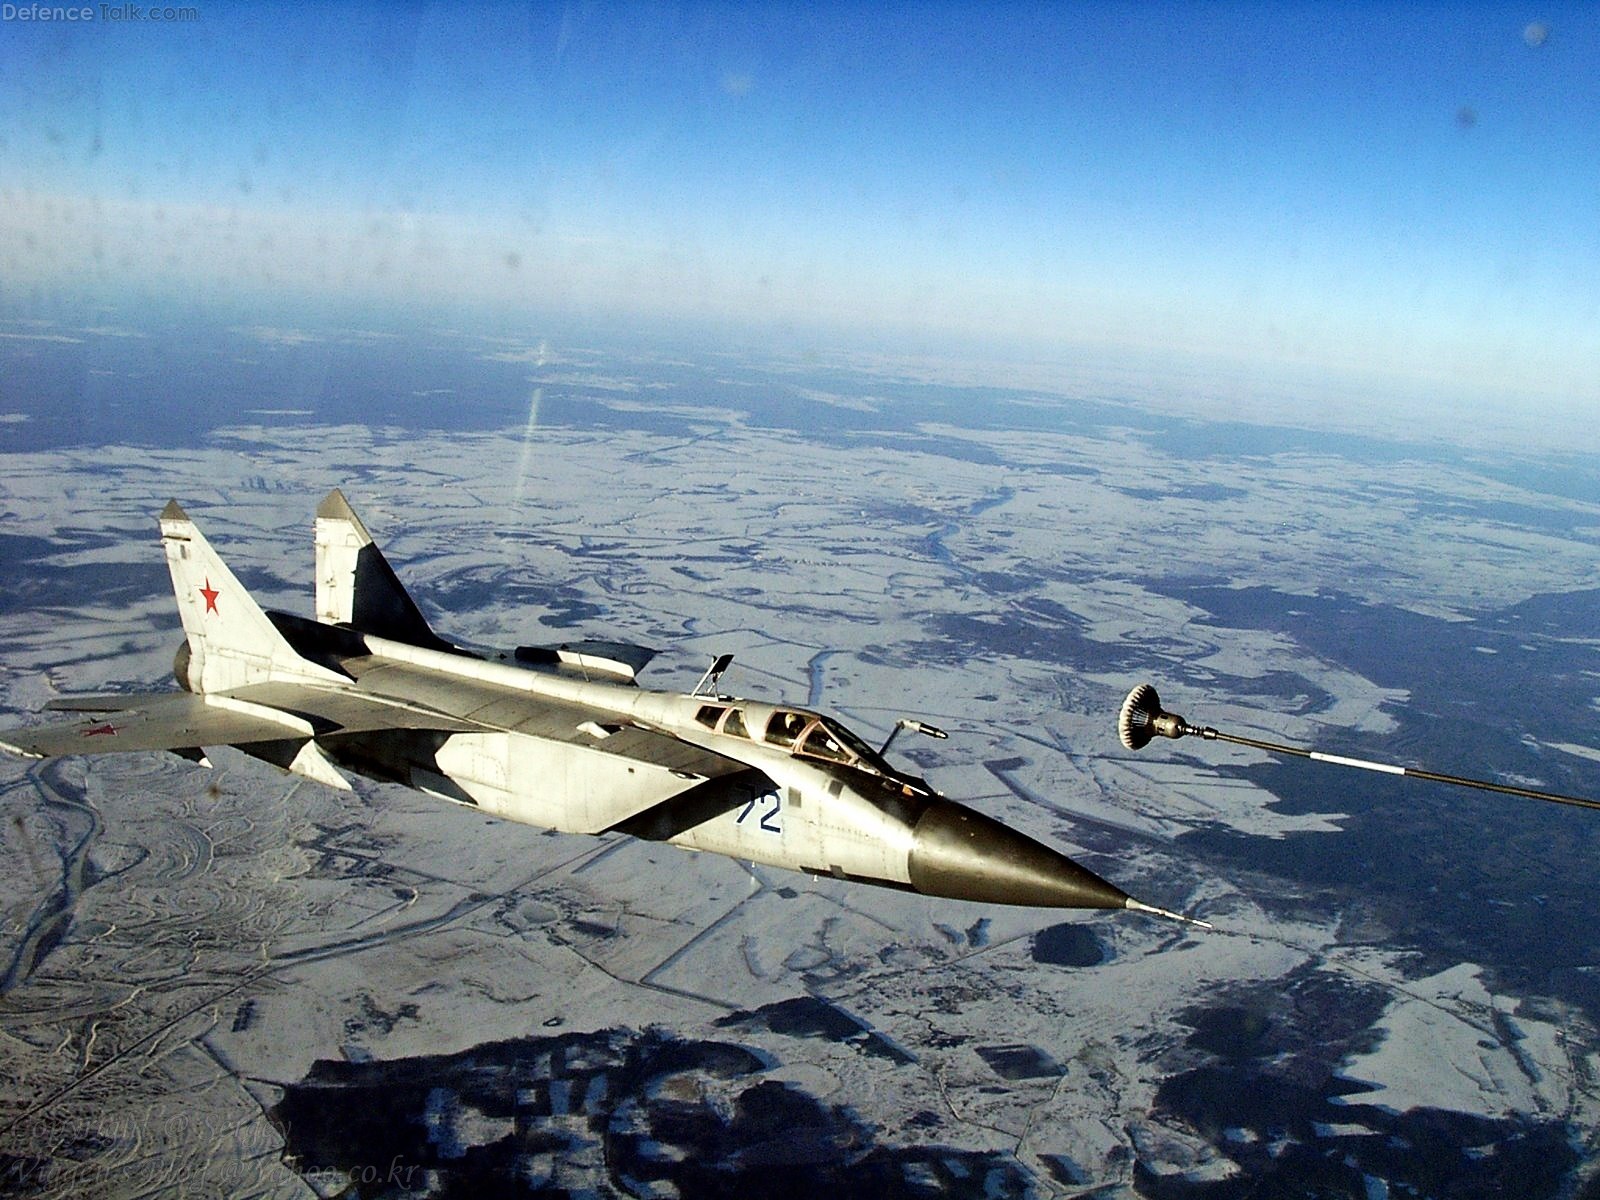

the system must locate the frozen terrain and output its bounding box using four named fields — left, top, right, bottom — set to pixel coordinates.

left=2, top=320, right=1599, bottom=1196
